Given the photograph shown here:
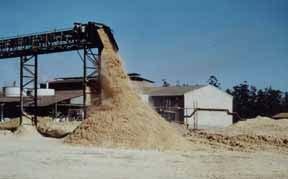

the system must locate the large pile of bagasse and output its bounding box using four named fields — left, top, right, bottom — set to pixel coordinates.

left=65, top=29, right=189, bottom=150
left=224, top=116, right=288, bottom=138
left=187, top=116, right=288, bottom=151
